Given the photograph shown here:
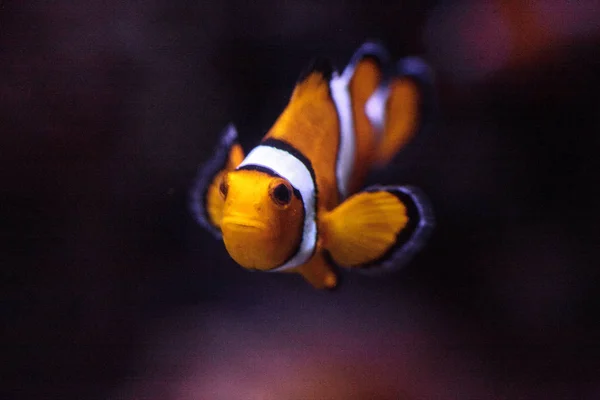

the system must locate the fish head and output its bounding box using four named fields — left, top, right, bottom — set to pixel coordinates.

left=219, top=169, right=304, bottom=271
